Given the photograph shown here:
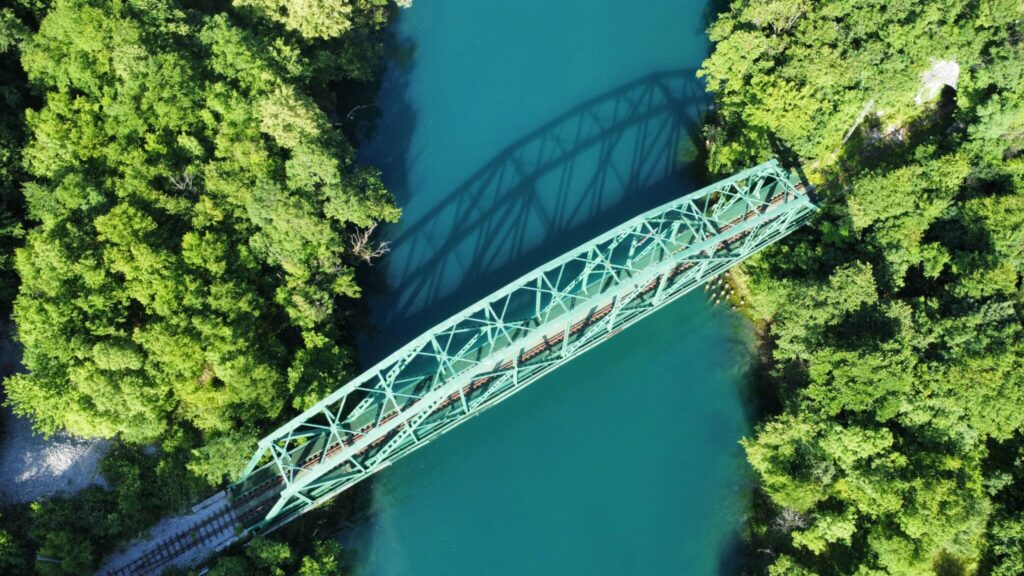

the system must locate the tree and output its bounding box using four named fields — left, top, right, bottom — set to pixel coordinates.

left=702, top=0, right=1024, bottom=572
left=6, top=0, right=399, bottom=452
left=0, top=4, right=34, bottom=314
left=234, top=0, right=356, bottom=39
left=200, top=536, right=347, bottom=576
left=0, top=508, right=32, bottom=576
